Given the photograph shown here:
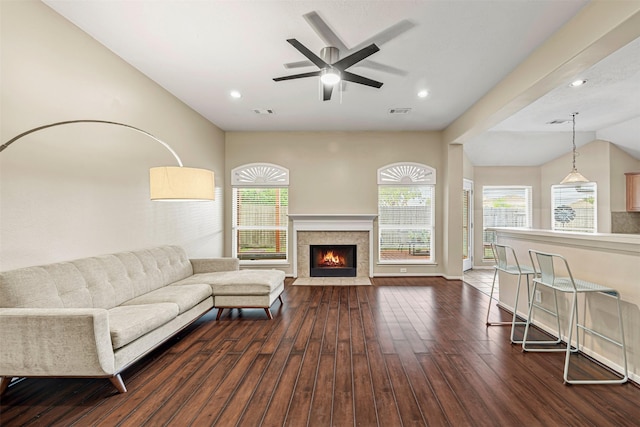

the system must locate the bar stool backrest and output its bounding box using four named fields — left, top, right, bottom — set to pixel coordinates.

left=491, top=243, right=525, bottom=273
left=530, top=250, right=578, bottom=291
left=492, top=243, right=509, bottom=271
left=535, top=252, right=556, bottom=286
